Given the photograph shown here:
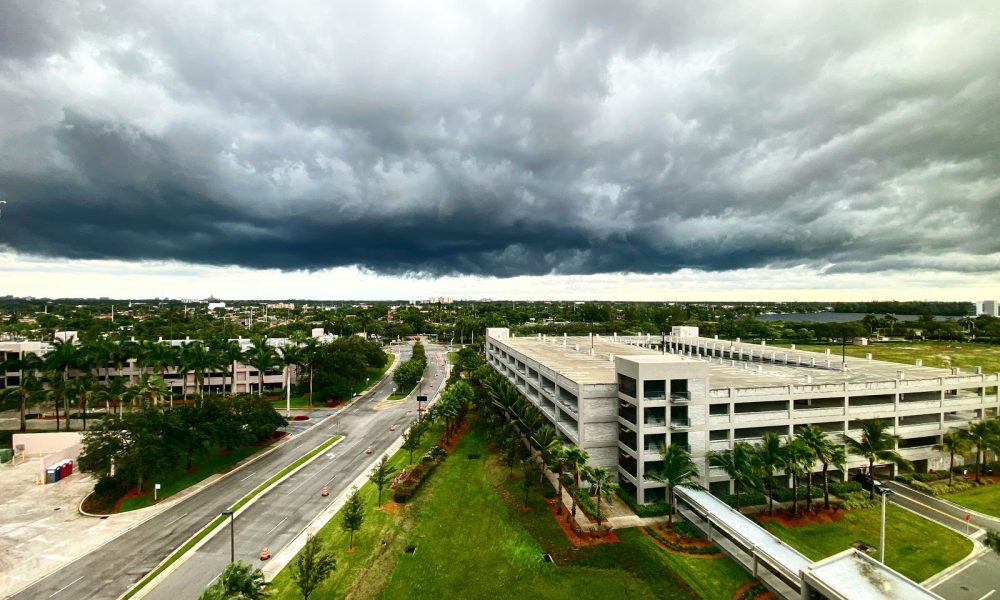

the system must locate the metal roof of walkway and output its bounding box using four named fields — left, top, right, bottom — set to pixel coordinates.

left=673, top=486, right=944, bottom=600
